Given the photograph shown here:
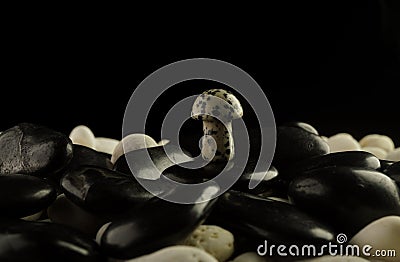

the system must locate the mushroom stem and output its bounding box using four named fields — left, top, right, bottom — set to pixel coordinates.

left=202, top=119, right=233, bottom=162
